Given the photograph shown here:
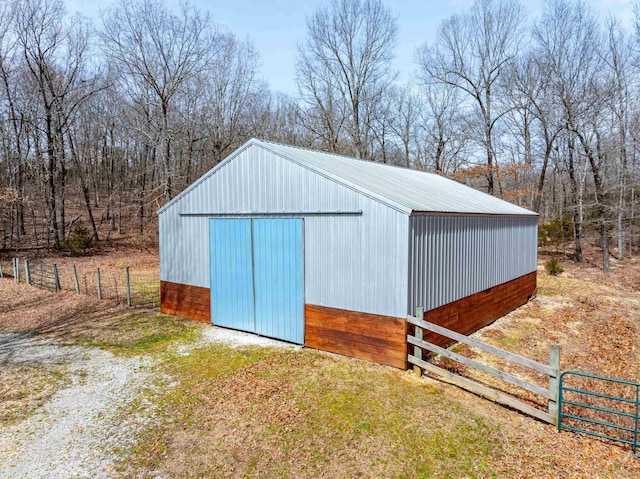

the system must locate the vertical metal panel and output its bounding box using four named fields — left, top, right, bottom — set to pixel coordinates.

left=253, top=218, right=304, bottom=344
left=408, top=215, right=538, bottom=313
left=159, top=144, right=409, bottom=319
left=303, top=200, right=408, bottom=317
left=209, top=219, right=255, bottom=332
